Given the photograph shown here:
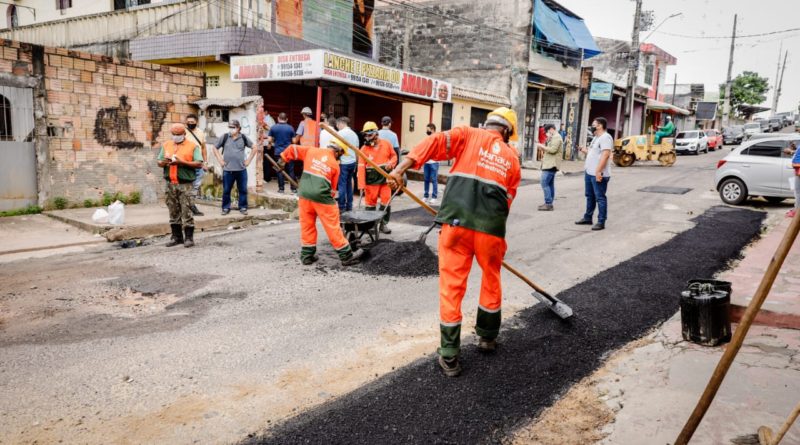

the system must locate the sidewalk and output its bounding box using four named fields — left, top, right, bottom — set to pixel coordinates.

left=510, top=214, right=800, bottom=444
left=0, top=214, right=106, bottom=262
left=46, top=202, right=290, bottom=241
